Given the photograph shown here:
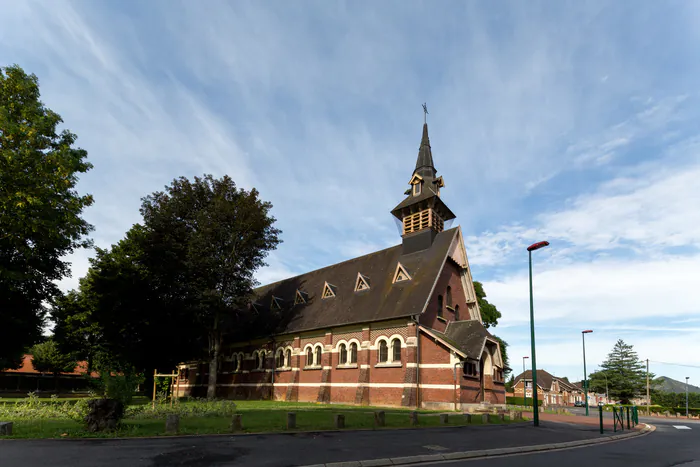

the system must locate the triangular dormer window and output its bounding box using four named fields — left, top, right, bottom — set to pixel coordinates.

left=271, top=296, right=283, bottom=310
left=295, top=289, right=308, bottom=305
left=392, top=263, right=412, bottom=283
left=409, top=173, right=423, bottom=196
left=354, top=273, right=370, bottom=292
left=251, top=302, right=262, bottom=313
left=322, top=282, right=337, bottom=299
